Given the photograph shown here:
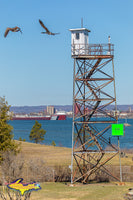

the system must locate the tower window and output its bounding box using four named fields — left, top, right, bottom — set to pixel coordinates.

left=76, top=33, right=80, bottom=40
